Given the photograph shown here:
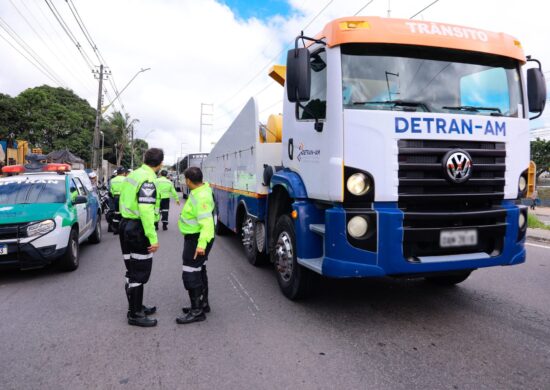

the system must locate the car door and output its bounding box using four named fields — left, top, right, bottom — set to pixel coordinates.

left=72, top=178, right=90, bottom=238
